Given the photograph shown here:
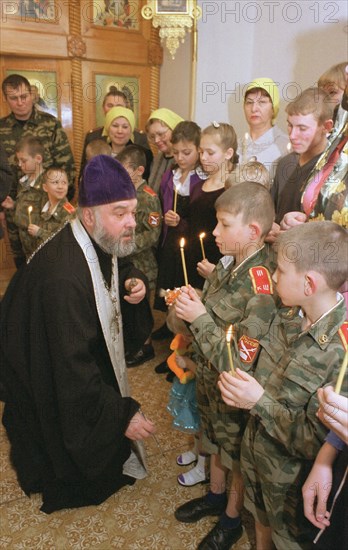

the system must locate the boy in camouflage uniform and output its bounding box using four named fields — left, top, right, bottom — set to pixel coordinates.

left=2, top=135, right=47, bottom=259
left=174, top=182, right=278, bottom=550
left=27, top=167, right=75, bottom=255
left=118, top=146, right=162, bottom=367
left=219, top=221, right=348, bottom=550
left=118, top=145, right=162, bottom=290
